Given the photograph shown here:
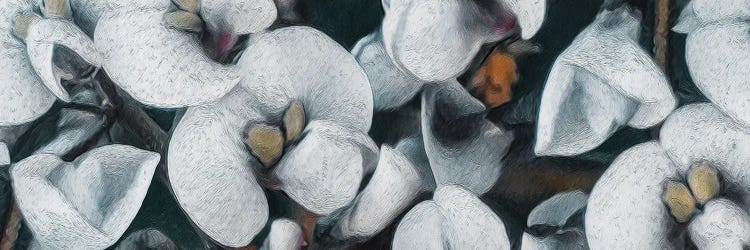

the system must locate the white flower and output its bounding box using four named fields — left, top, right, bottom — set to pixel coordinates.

left=587, top=103, right=750, bottom=249
left=392, top=185, right=511, bottom=249
left=0, top=0, right=100, bottom=126
left=535, top=7, right=675, bottom=157
left=11, top=145, right=159, bottom=249
left=93, top=0, right=276, bottom=108
left=167, top=27, right=377, bottom=247
left=381, top=0, right=544, bottom=82
left=673, top=0, right=750, bottom=127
